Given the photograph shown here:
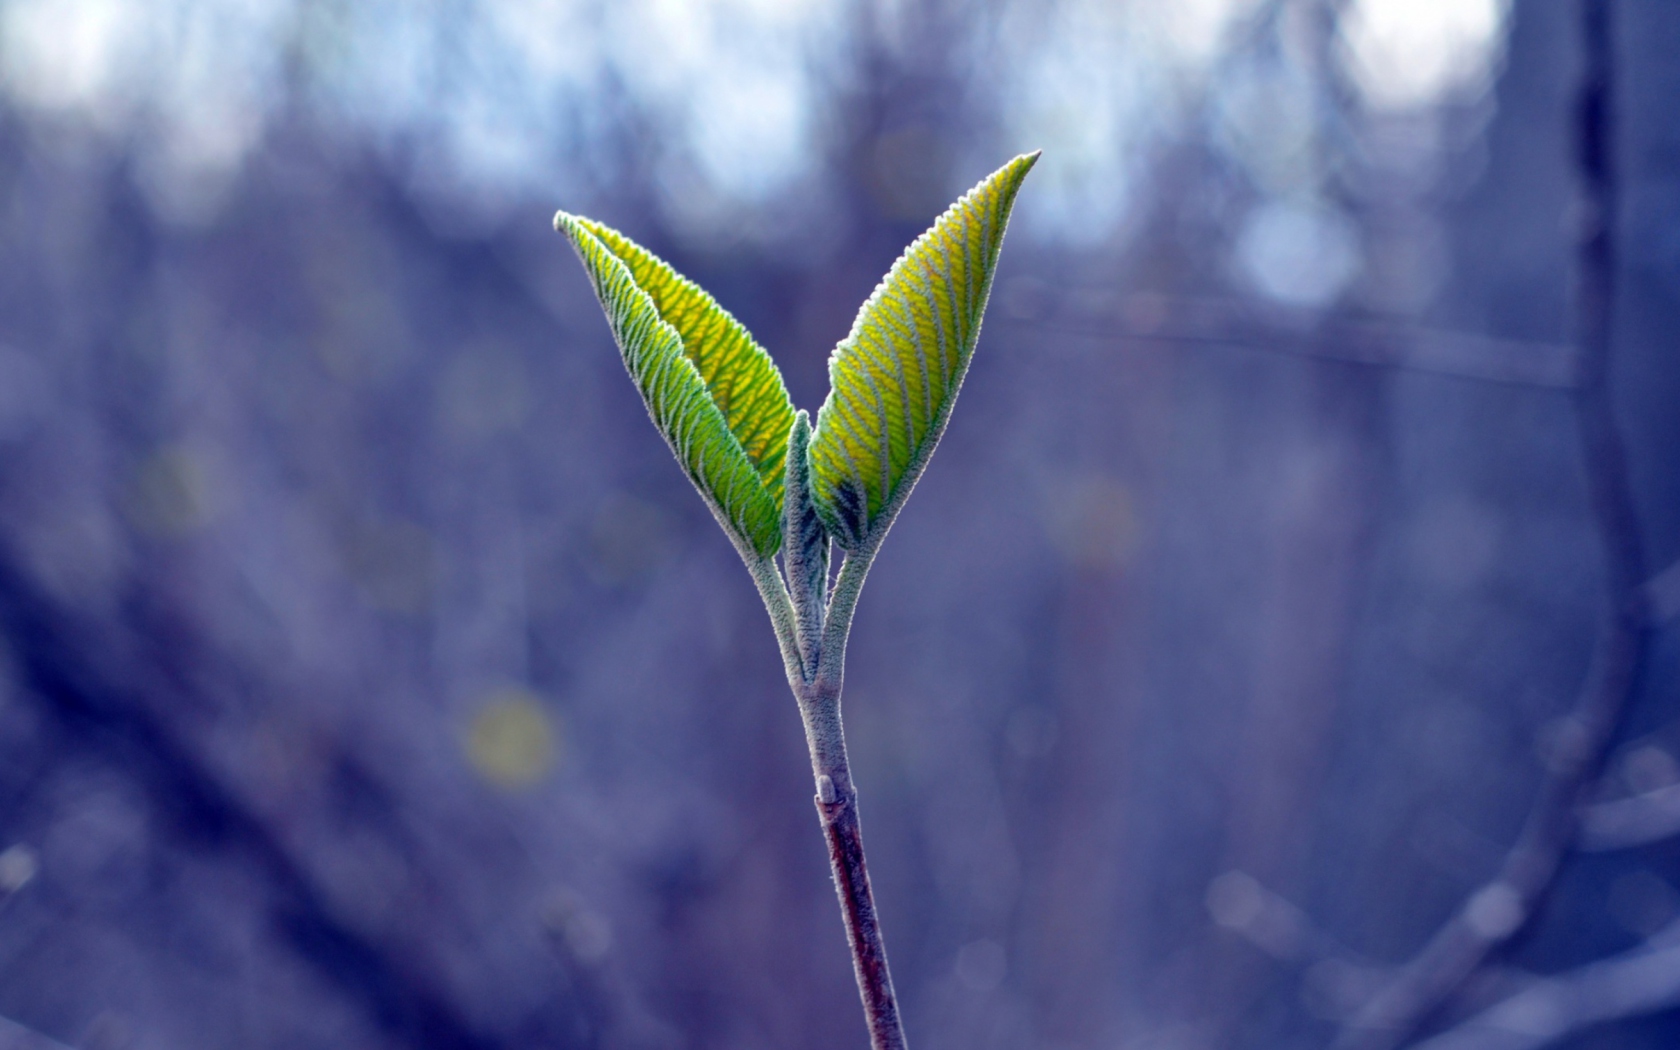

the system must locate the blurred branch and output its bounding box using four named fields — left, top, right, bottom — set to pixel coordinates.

left=1208, top=869, right=1402, bottom=1026
left=1409, top=921, right=1680, bottom=1050
left=0, top=1014, right=75, bottom=1050
left=999, top=299, right=1579, bottom=388
left=0, top=549, right=501, bottom=1050
left=1333, top=2, right=1650, bottom=1047
left=1642, top=556, right=1680, bottom=625
left=1577, top=784, right=1680, bottom=852
left=1207, top=869, right=1369, bottom=967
